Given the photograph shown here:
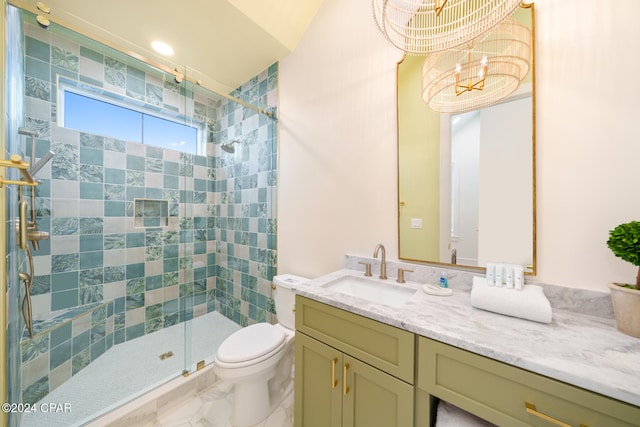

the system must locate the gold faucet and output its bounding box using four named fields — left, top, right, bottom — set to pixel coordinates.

left=373, top=243, right=387, bottom=280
